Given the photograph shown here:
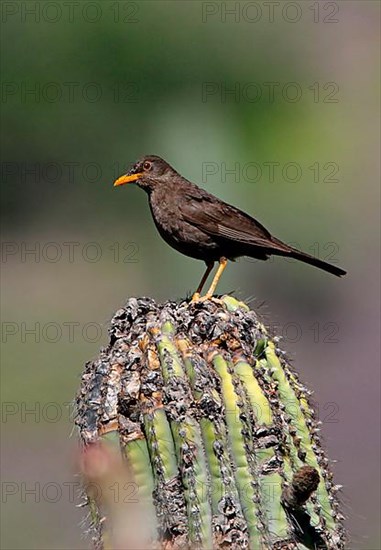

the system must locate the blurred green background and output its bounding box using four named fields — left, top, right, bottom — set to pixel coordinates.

left=1, top=1, right=380, bottom=548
